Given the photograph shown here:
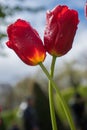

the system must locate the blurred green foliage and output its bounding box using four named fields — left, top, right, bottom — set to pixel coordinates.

left=1, top=109, right=17, bottom=128
left=1, top=83, right=87, bottom=130
left=55, top=86, right=87, bottom=125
